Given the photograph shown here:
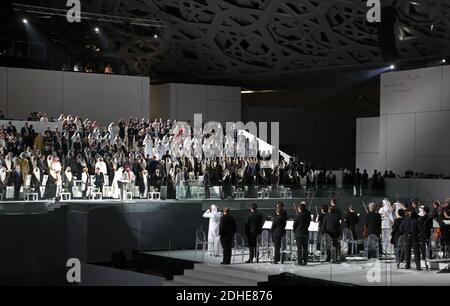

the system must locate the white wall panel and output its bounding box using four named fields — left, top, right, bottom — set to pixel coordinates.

left=356, top=118, right=362, bottom=153
left=207, top=100, right=241, bottom=124
left=207, top=85, right=240, bottom=101
left=2, top=67, right=149, bottom=126
left=141, top=77, right=150, bottom=118
left=359, top=117, right=379, bottom=153
left=62, top=72, right=145, bottom=126
left=442, top=65, right=450, bottom=111
left=378, top=115, right=388, bottom=172
left=380, top=66, right=442, bottom=115
left=415, top=111, right=450, bottom=155
left=356, top=153, right=380, bottom=173
left=175, top=84, right=207, bottom=122
left=415, top=155, right=450, bottom=176
left=7, top=67, right=63, bottom=119
left=0, top=67, right=7, bottom=116
left=385, top=113, right=416, bottom=174
left=149, top=84, right=171, bottom=119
